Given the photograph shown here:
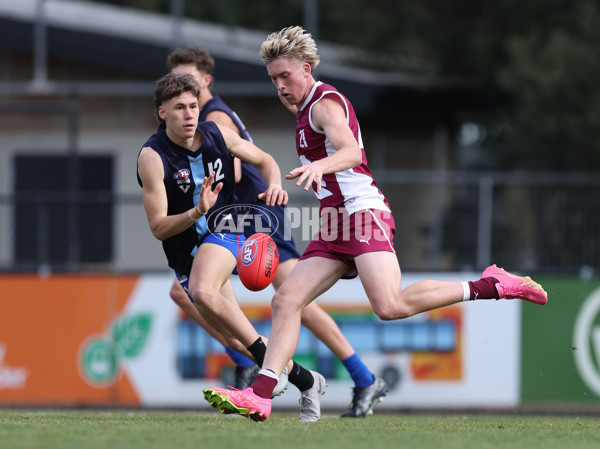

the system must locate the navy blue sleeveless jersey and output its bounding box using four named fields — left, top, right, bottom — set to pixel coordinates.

left=199, top=96, right=267, bottom=205
left=137, top=121, right=238, bottom=275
